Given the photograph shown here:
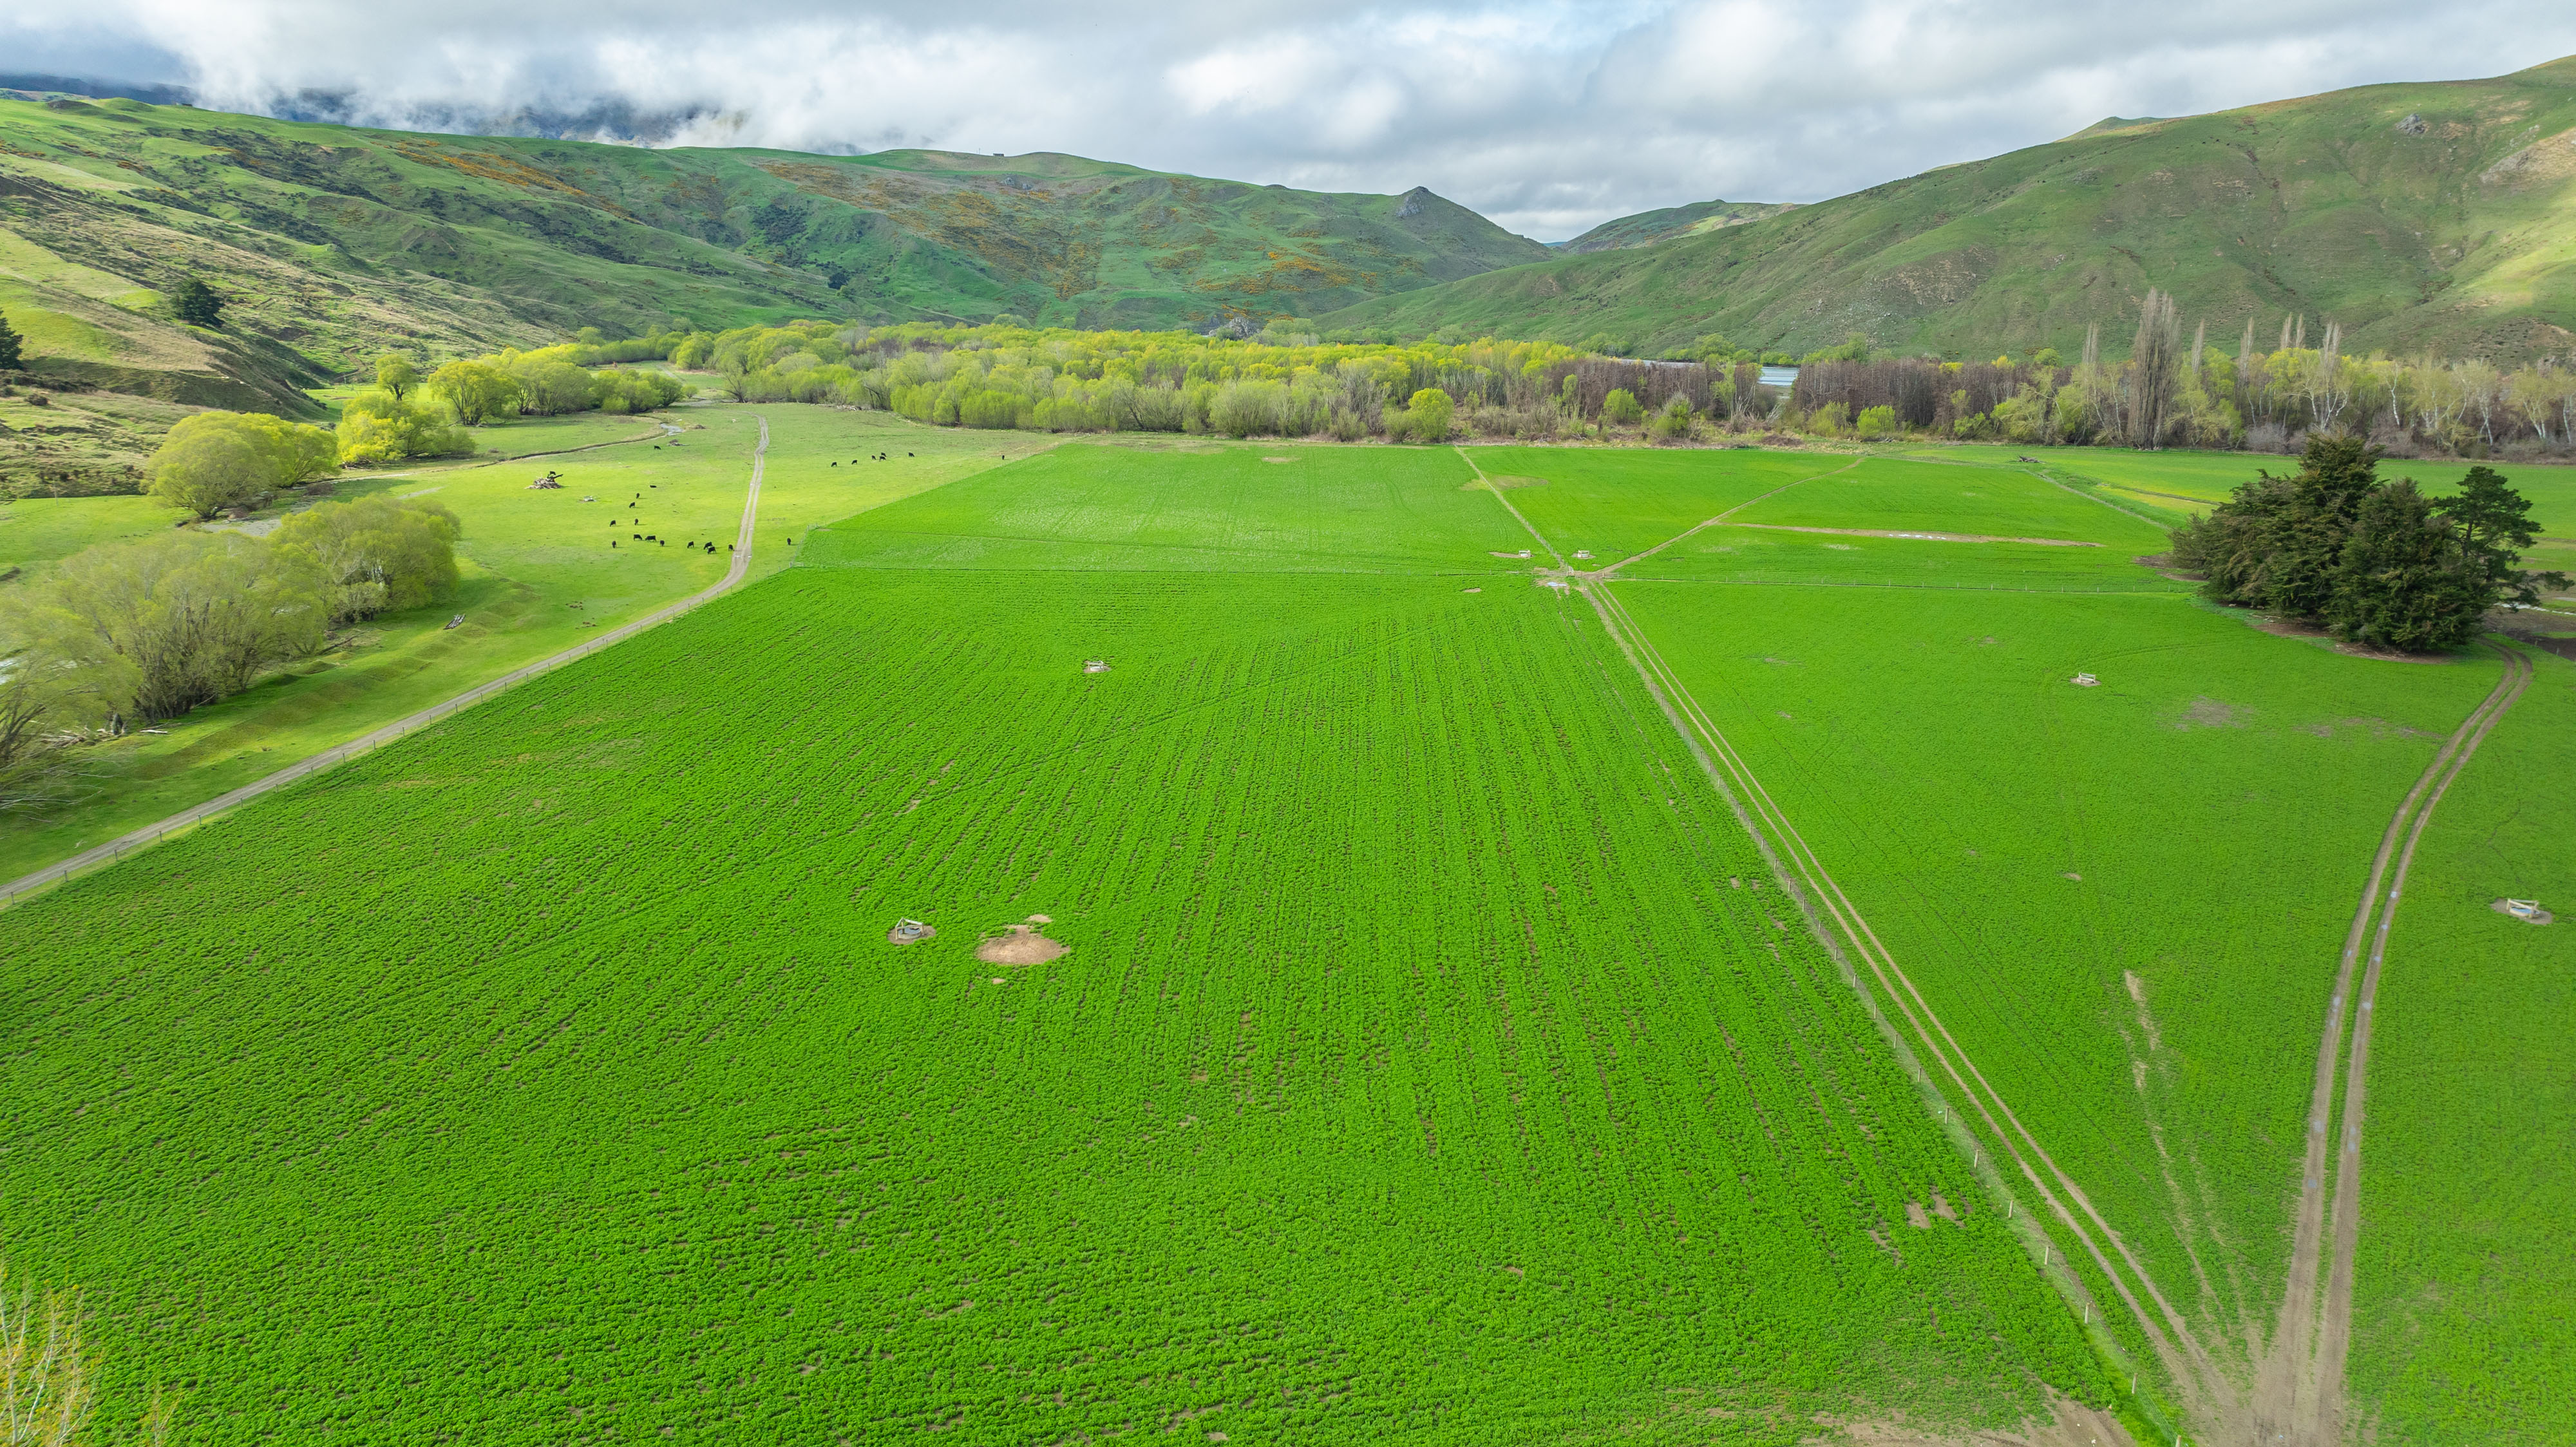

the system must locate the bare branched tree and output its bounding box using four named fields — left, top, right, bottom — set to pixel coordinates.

left=2309, top=321, right=2350, bottom=433
left=2128, top=288, right=2184, bottom=448
left=1, top=1259, right=92, bottom=1447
